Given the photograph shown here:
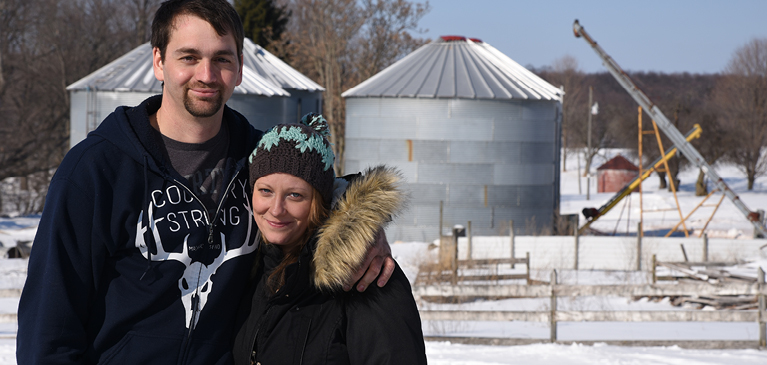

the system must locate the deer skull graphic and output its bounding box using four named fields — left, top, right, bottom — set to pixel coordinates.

left=135, top=184, right=256, bottom=329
